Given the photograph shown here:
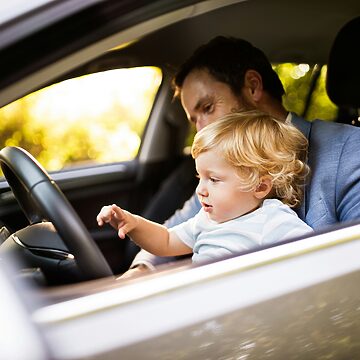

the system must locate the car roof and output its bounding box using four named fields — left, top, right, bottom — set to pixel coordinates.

left=0, top=0, right=54, bottom=24
left=0, top=0, right=359, bottom=107
left=121, top=0, right=360, bottom=67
